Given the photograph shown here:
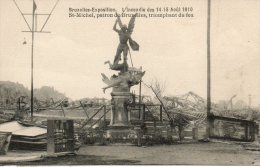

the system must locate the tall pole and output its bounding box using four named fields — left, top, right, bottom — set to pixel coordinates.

left=139, top=80, right=142, bottom=119
left=206, top=0, right=211, bottom=138
left=13, top=0, right=59, bottom=122
left=31, top=1, right=35, bottom=122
